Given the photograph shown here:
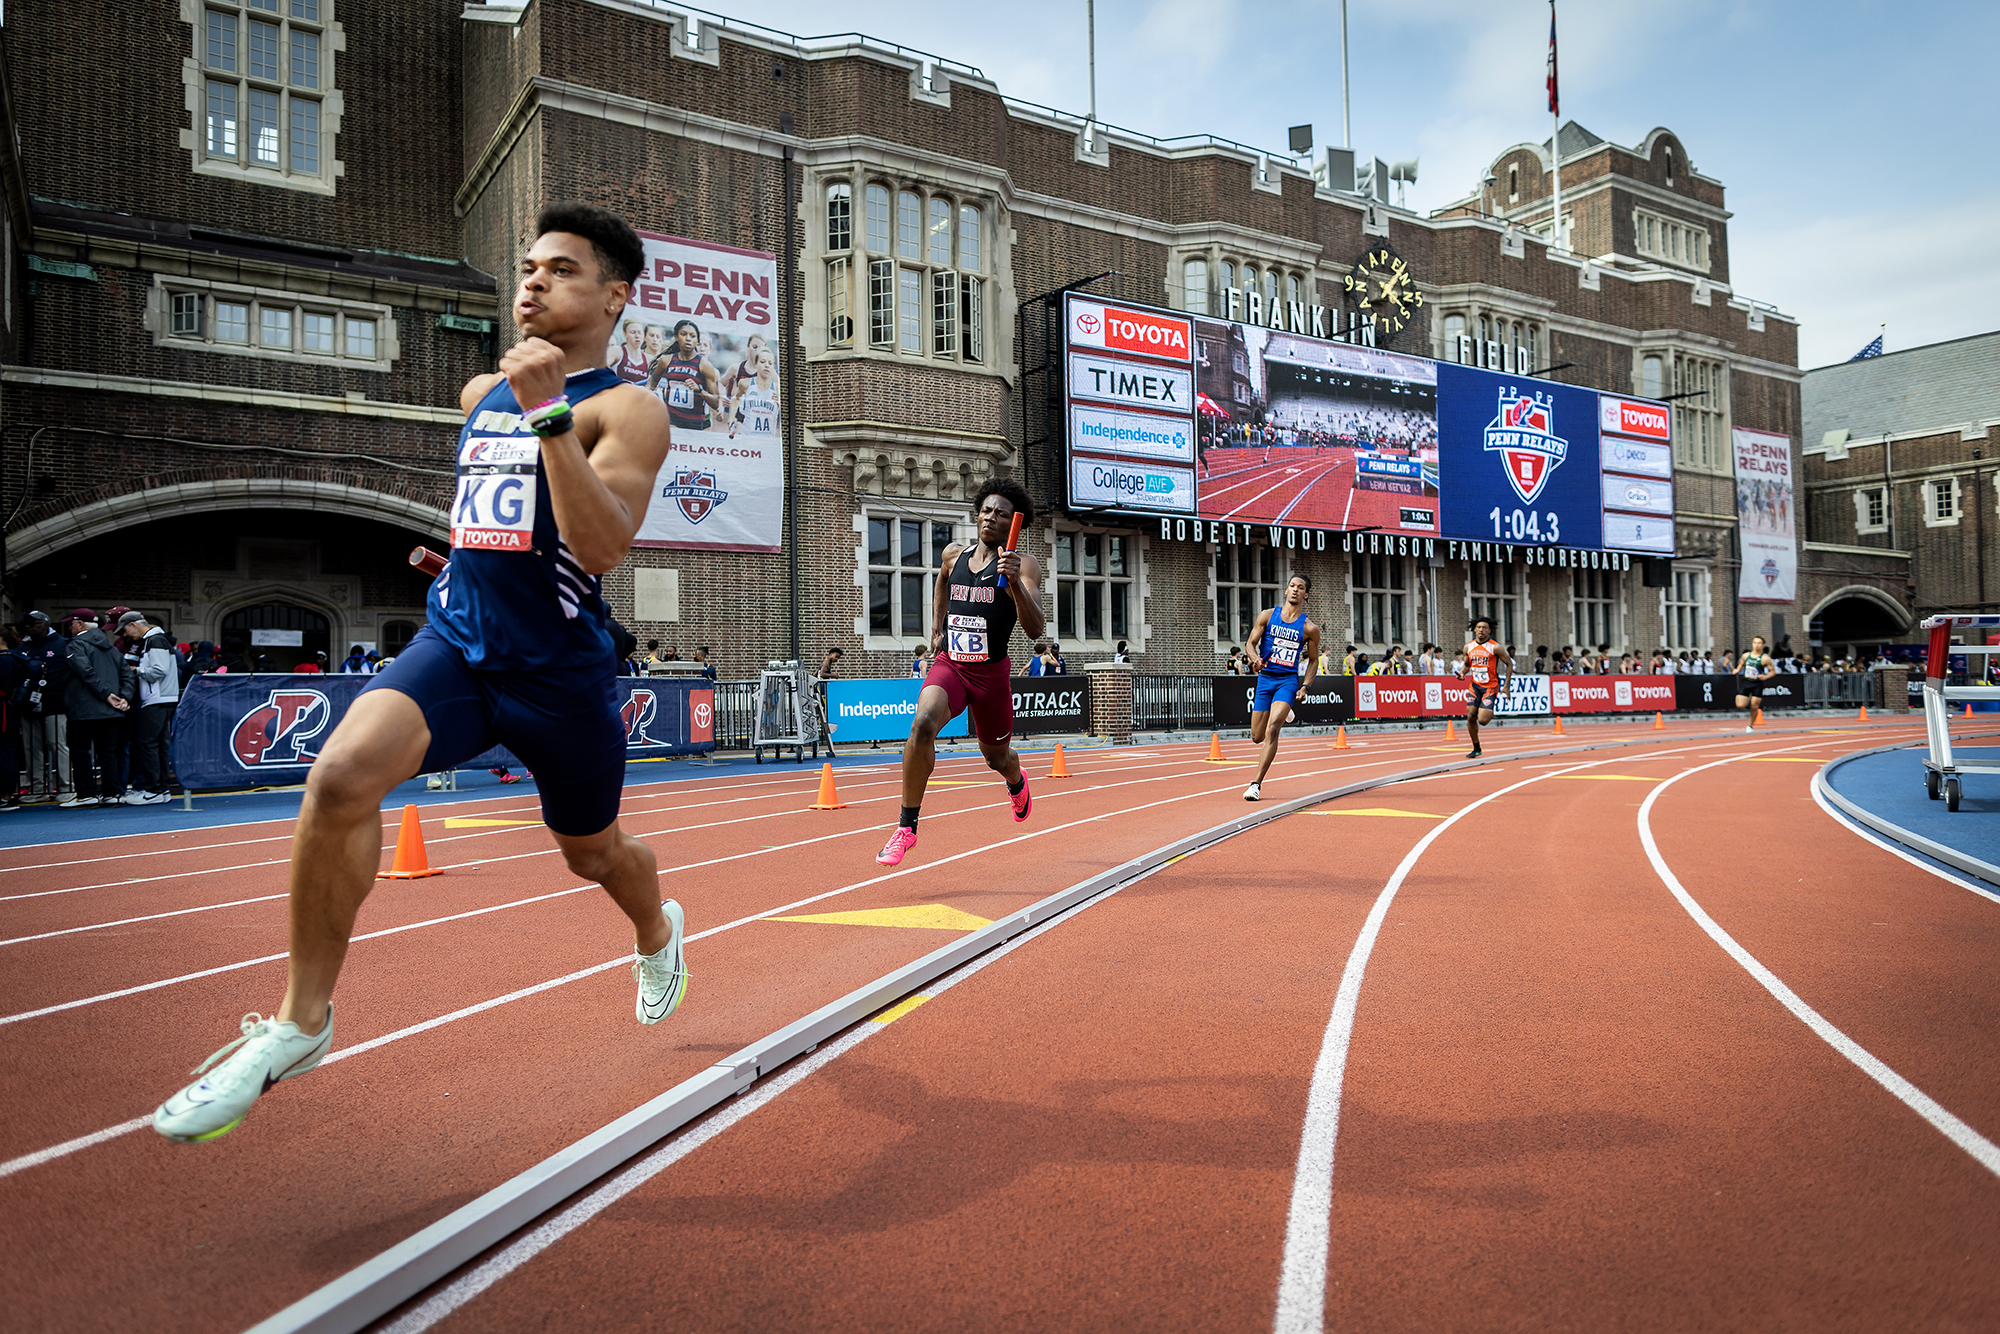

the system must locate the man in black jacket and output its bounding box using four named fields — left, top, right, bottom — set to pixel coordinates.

left=18, top=611, right=73, bottom=802
left=60, top=609, right=133, bottom=808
